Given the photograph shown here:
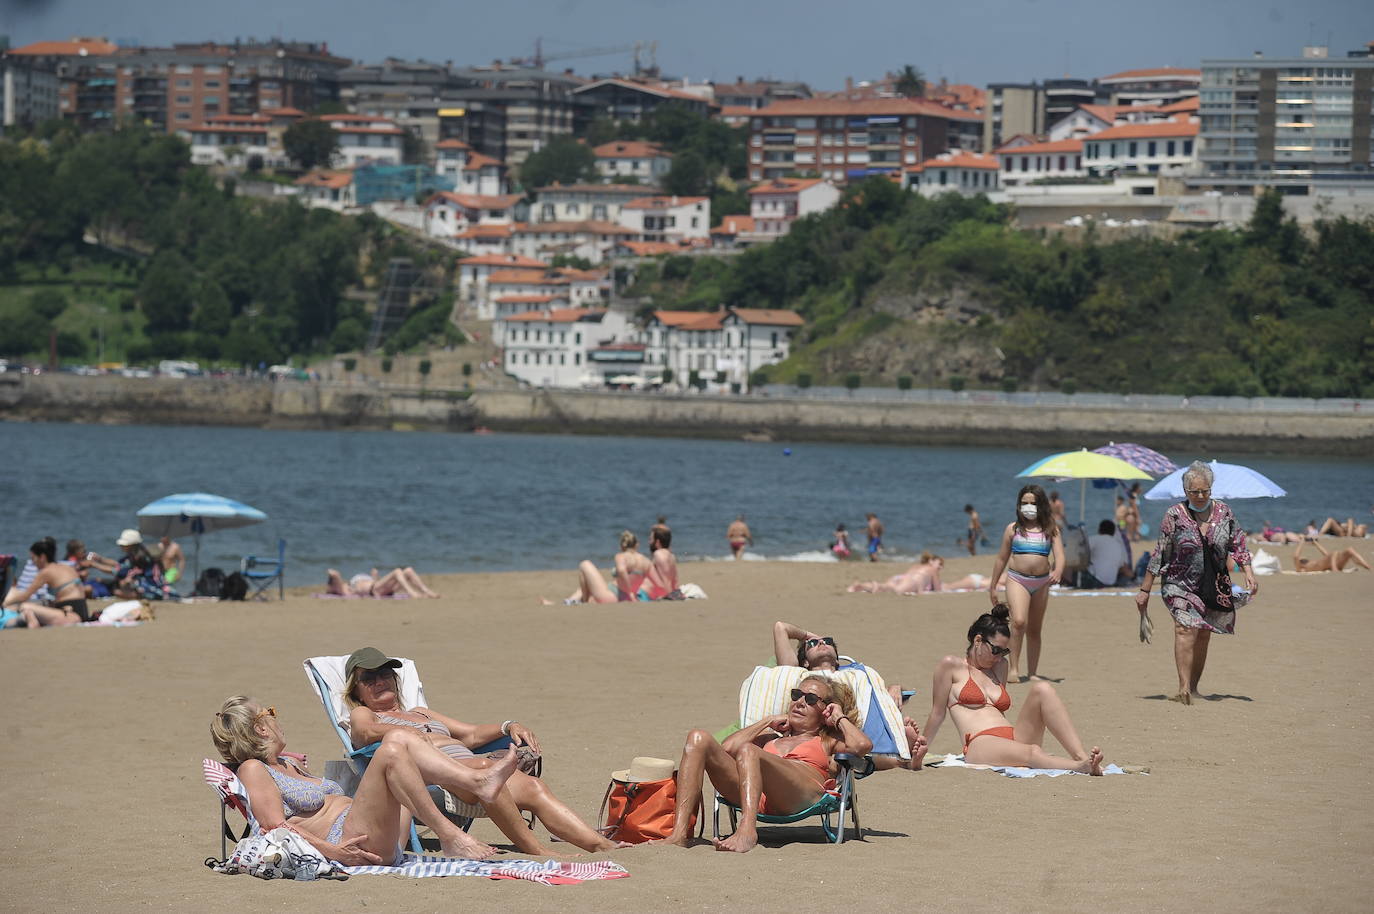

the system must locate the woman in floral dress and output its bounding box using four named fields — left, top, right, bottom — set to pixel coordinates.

left=1135, top=461, right=1259, bottom=705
